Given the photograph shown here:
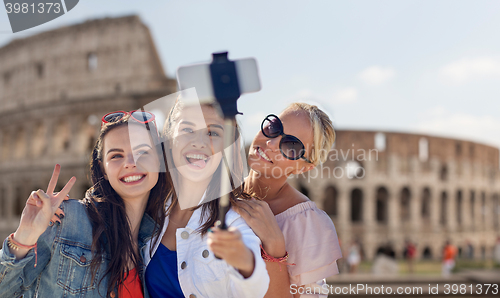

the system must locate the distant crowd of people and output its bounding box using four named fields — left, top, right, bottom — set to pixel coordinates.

left=338, top=236, right=500, bottom=277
